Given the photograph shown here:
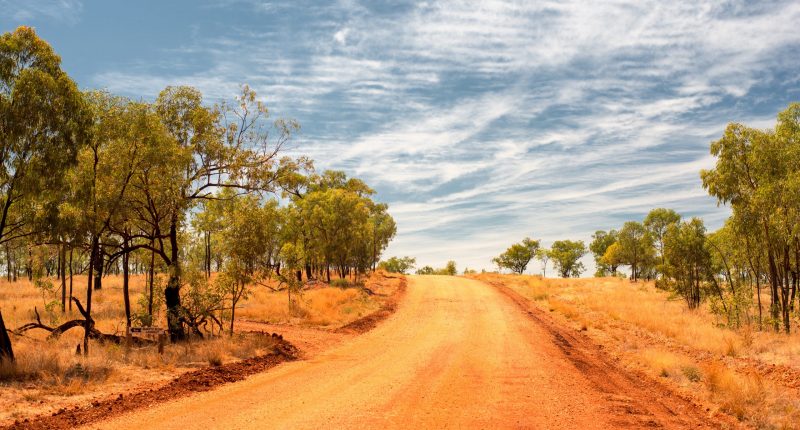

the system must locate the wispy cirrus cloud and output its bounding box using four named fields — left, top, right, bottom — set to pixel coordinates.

left=1, top=0, right=83, bottom=25
left=43, top=0, right=800, bottom=272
